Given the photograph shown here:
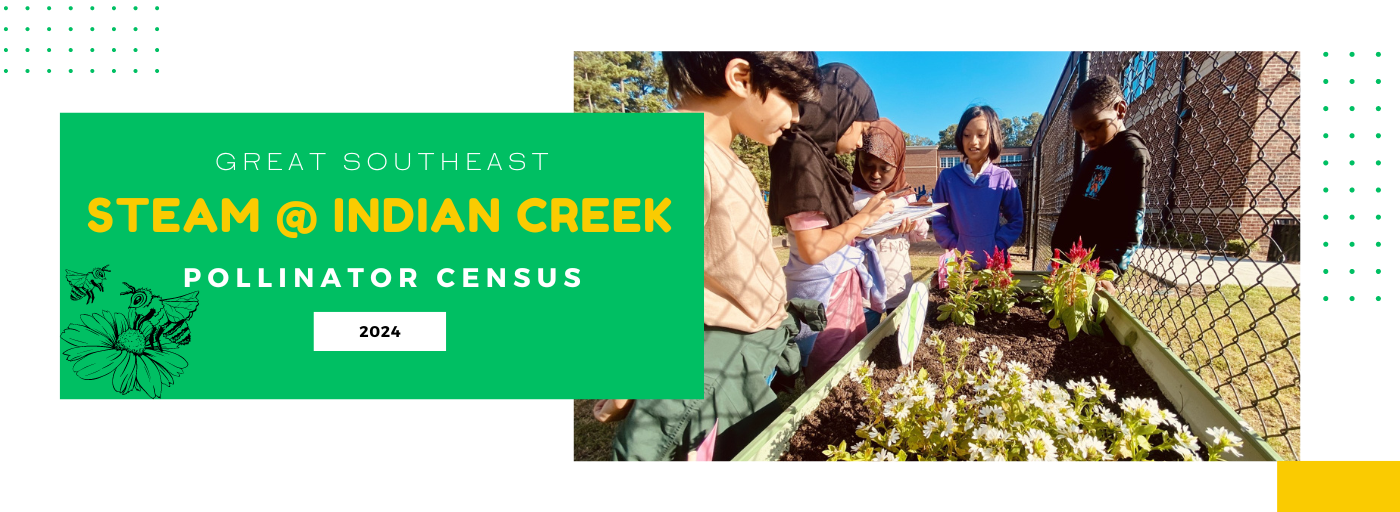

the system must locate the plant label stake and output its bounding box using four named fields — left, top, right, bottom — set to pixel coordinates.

left=896, top=282, right=930, bottom=366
